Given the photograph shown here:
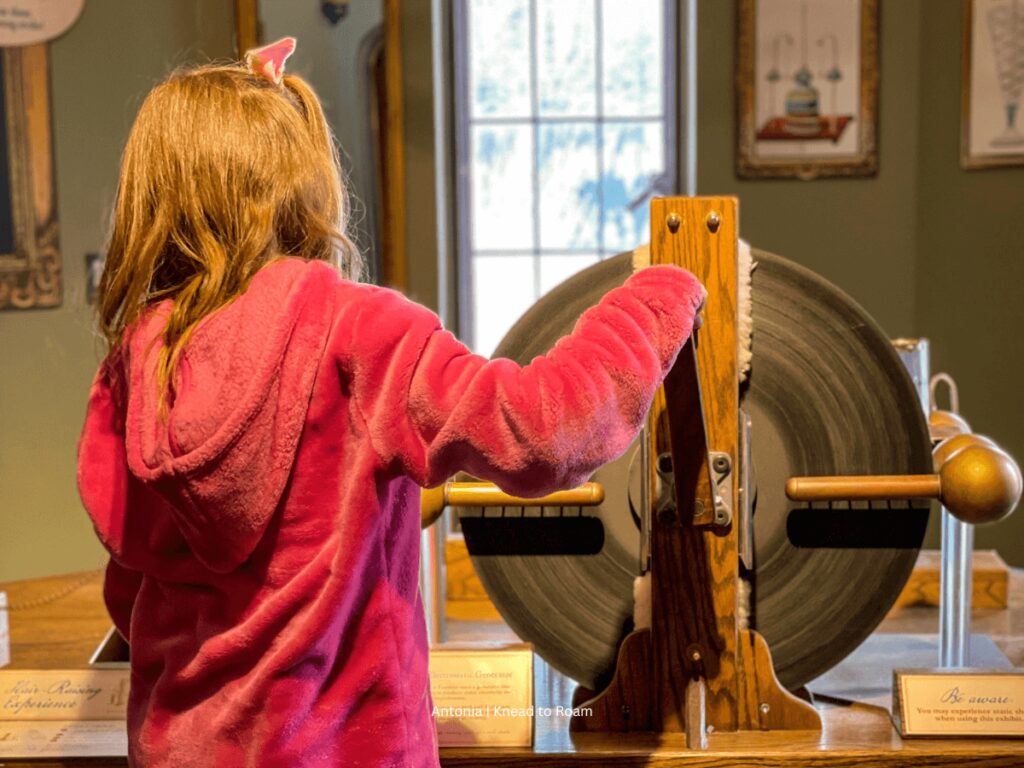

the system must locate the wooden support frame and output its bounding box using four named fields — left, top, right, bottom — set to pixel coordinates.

left=379, top=0, right=408, bottom=291
left=571, top=197, right=820, bottom=737
left=0, top=45, right=60, bottom=310
left=233, top=0, right=260, bottom=56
